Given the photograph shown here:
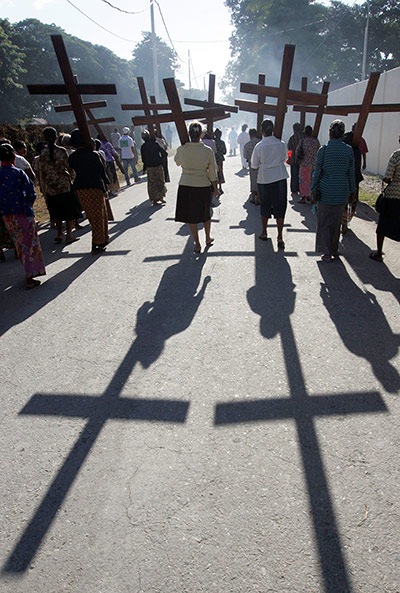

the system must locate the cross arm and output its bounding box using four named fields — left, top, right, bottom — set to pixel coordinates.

left=132, top=106, right=226, bottom=126
left=121, top=102, right=171, bottom=111
left=184, top=98, right=238, bottom=113
left=239, top=82, right=327, bottom=107
left=55, top=100, right=108, bottom=113
left=215, top=391, right=387, bottom=425
left=235, top=99, right=285, bottom=116
left=27, top=84, right=116, bottom=95
left=20, top=394, right=190, bottom=423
